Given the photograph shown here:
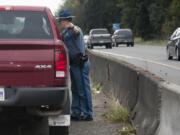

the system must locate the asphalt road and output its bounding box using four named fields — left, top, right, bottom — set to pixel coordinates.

left=92, top=44, right=180, bottom=86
